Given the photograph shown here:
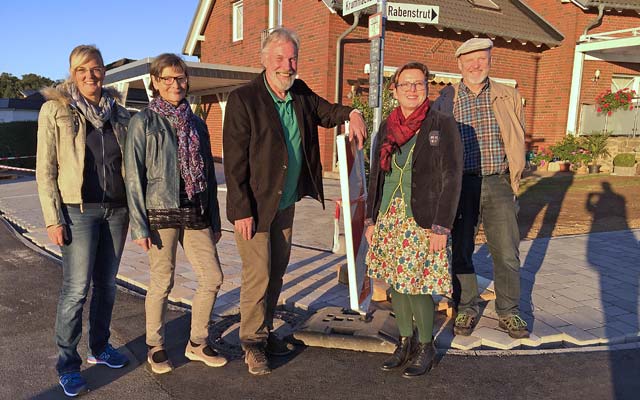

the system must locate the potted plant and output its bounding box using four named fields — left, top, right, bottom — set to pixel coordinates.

left=550, top=135, right=581, bottom=171
left=612, top=153, right=637, bottom=176
left=580, top=132, right=610, bottom=174
left=530, top=147, right=552, bottom=171
left=596, top=88, right=636, bottom=116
